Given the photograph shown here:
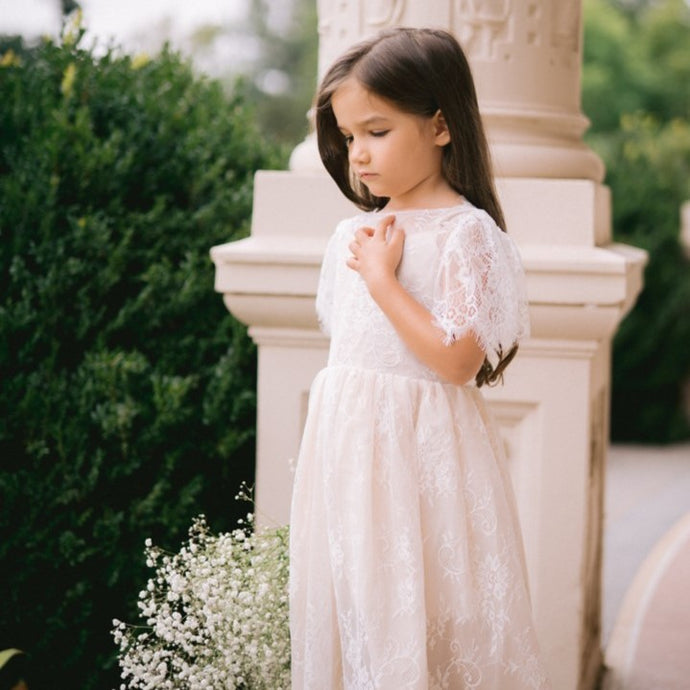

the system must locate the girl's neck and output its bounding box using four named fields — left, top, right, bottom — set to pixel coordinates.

left=383, top=191, right=465, bottom=213
left=382, top=177, right=464, bottom=212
